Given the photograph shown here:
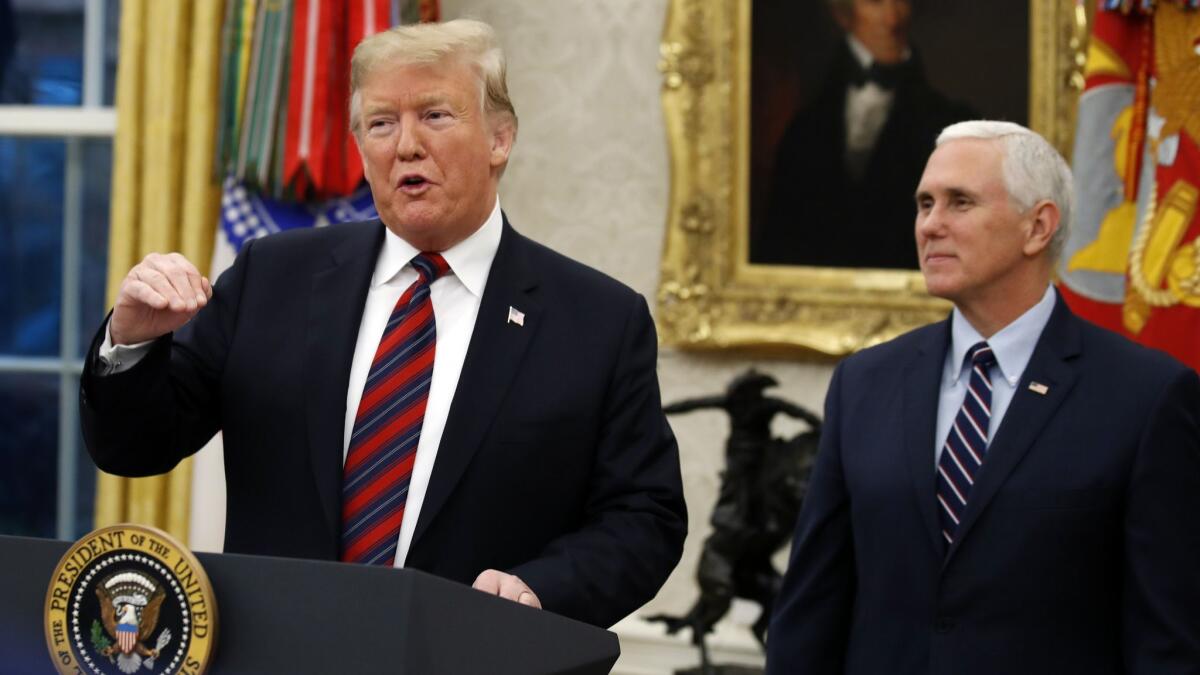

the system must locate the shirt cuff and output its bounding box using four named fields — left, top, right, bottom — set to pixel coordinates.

left=95, top=321, right=155, bottom=376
